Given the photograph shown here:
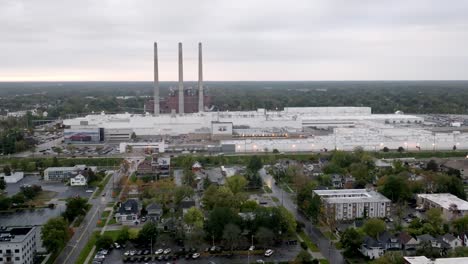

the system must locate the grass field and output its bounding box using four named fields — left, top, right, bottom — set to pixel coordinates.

left=76, top=231, right=99, bottom=264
